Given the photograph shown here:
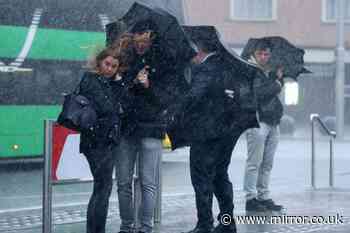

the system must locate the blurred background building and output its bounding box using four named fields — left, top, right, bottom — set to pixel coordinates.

left=184, top=0, right=350, bottom=126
